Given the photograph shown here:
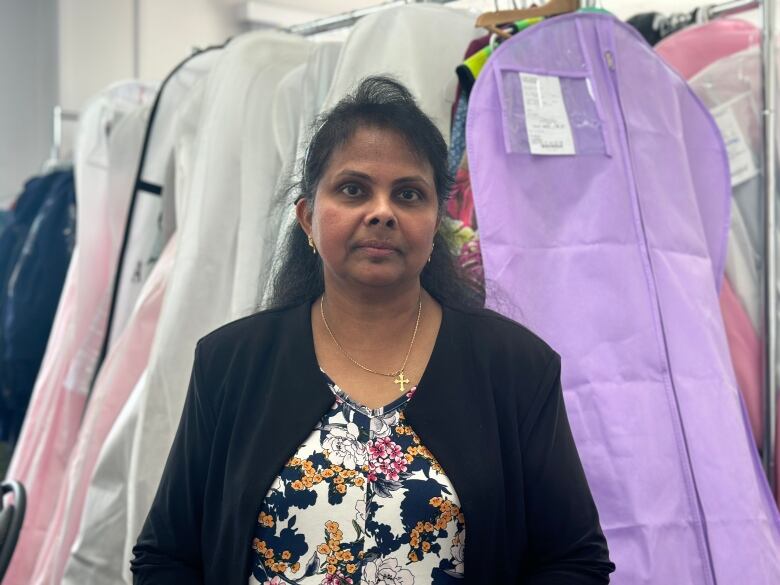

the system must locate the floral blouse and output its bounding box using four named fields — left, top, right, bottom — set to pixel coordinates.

left=249, top=374, right=466, bottom=585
